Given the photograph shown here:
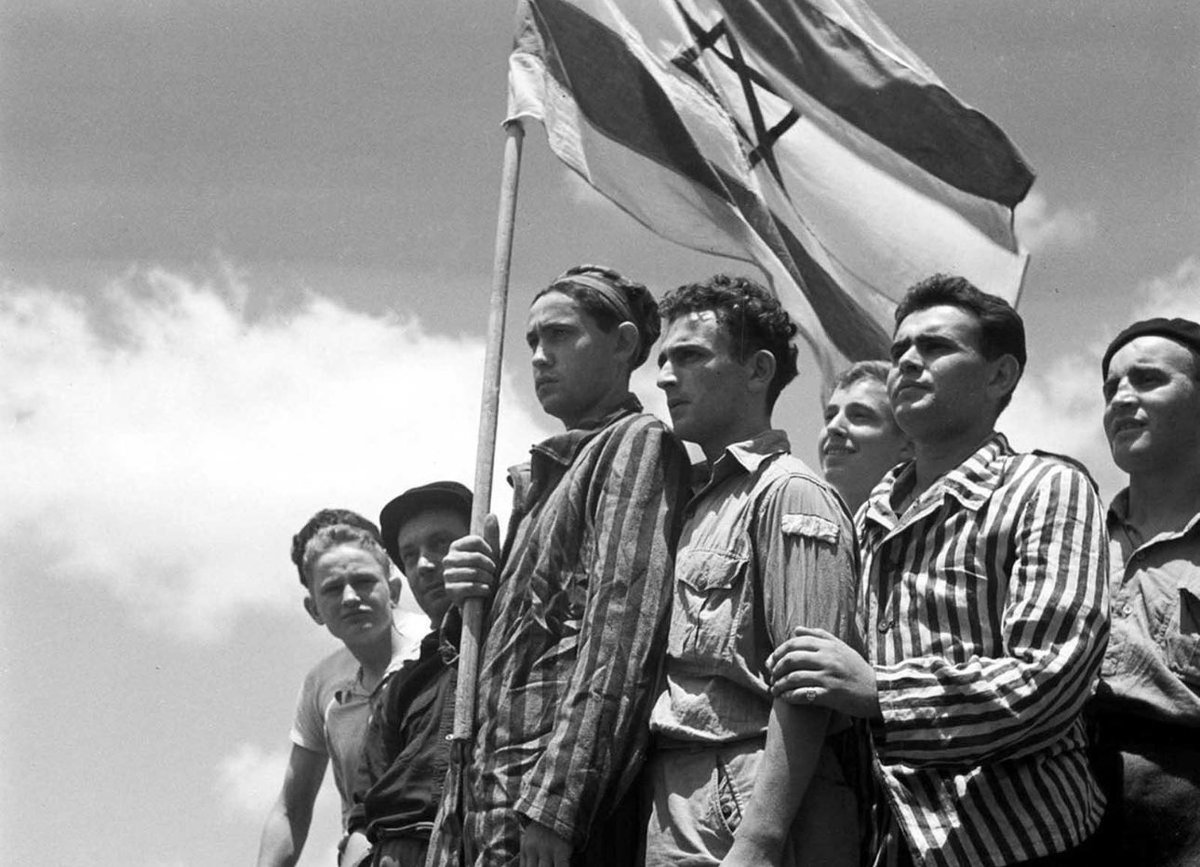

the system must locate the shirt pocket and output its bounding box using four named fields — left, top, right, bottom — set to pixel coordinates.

left=1165, top=577, right=1200, bottom=688
left=669, top=548, right=749, bottom=667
